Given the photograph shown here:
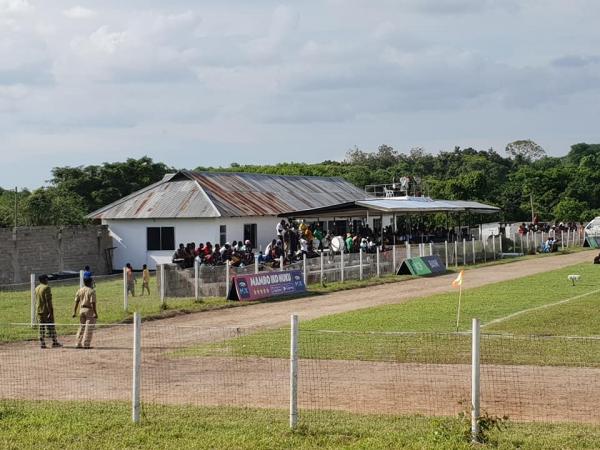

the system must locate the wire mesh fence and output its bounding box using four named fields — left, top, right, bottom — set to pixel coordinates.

left=2, top=320, right=599, bottom=428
